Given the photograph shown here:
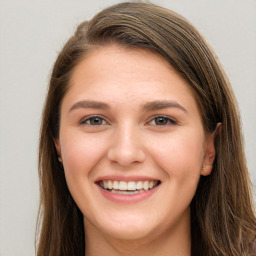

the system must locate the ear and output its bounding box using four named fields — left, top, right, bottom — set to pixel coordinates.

left=54, top=138, right=62, bottom=163
left=201, top=123, right=221, bottom=176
